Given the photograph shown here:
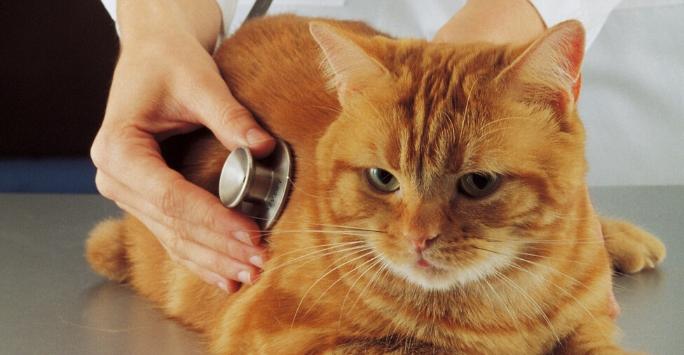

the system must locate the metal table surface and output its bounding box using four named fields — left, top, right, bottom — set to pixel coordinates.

left=1, top=186, right=682, bottom=355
